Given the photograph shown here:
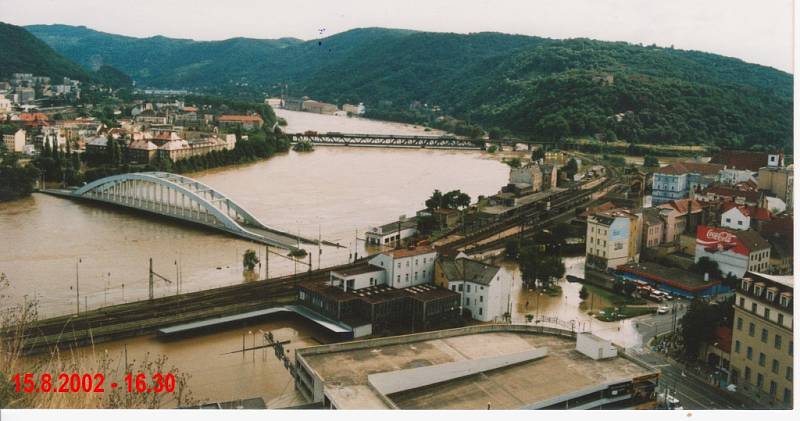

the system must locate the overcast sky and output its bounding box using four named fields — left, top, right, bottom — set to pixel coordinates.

left=1, top=0, right=794, bottom=72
